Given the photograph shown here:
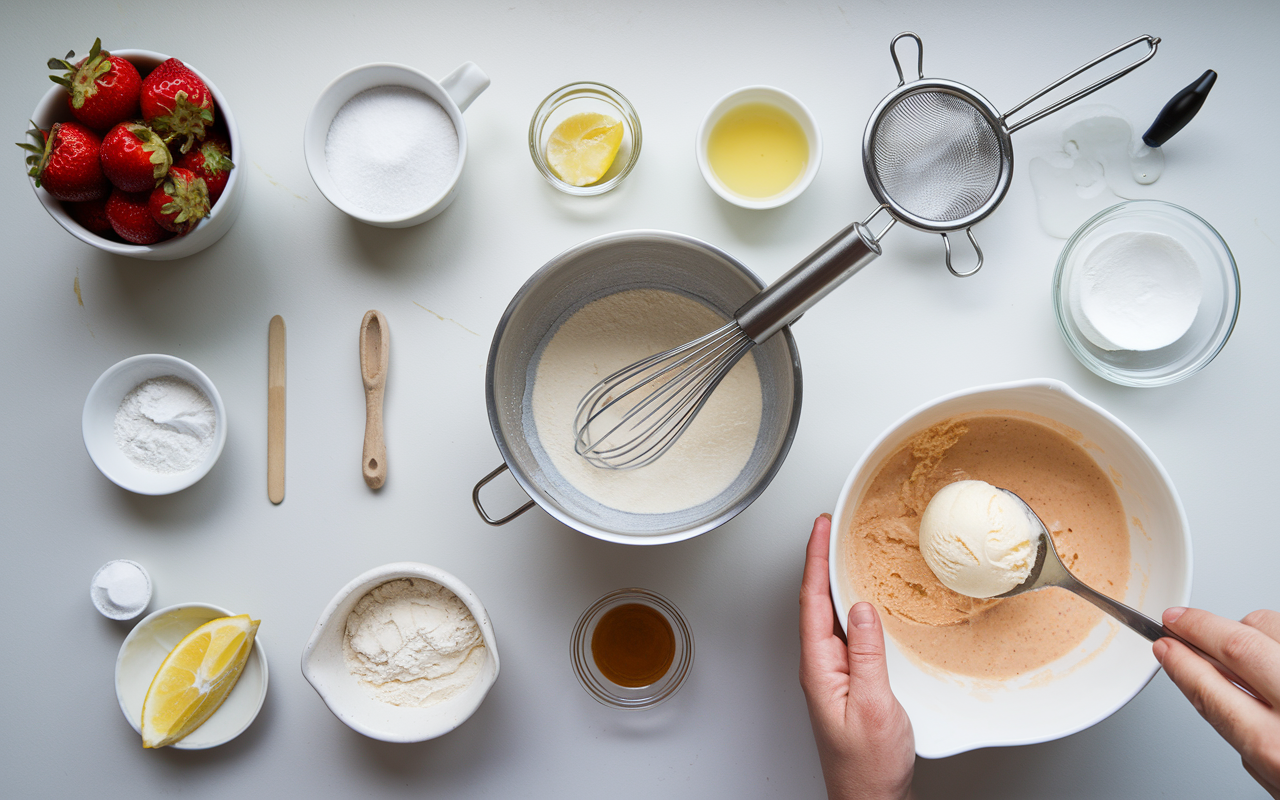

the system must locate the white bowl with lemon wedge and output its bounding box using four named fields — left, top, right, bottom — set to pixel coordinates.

left=115, top=603, right=267, bottom=750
